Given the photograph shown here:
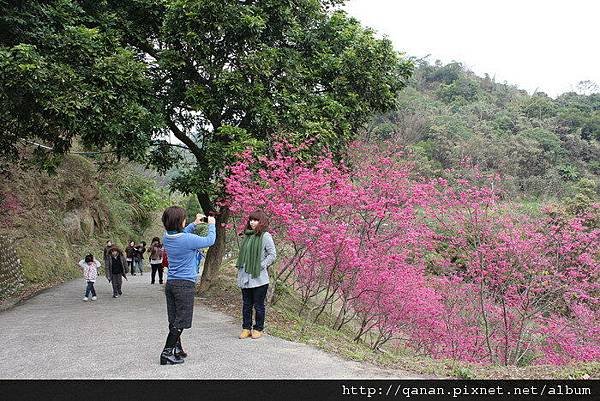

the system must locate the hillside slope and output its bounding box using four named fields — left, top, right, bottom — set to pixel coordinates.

left=368, top=61, right=600, bottom=201
left=0, top=154, right=167, bottom=304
